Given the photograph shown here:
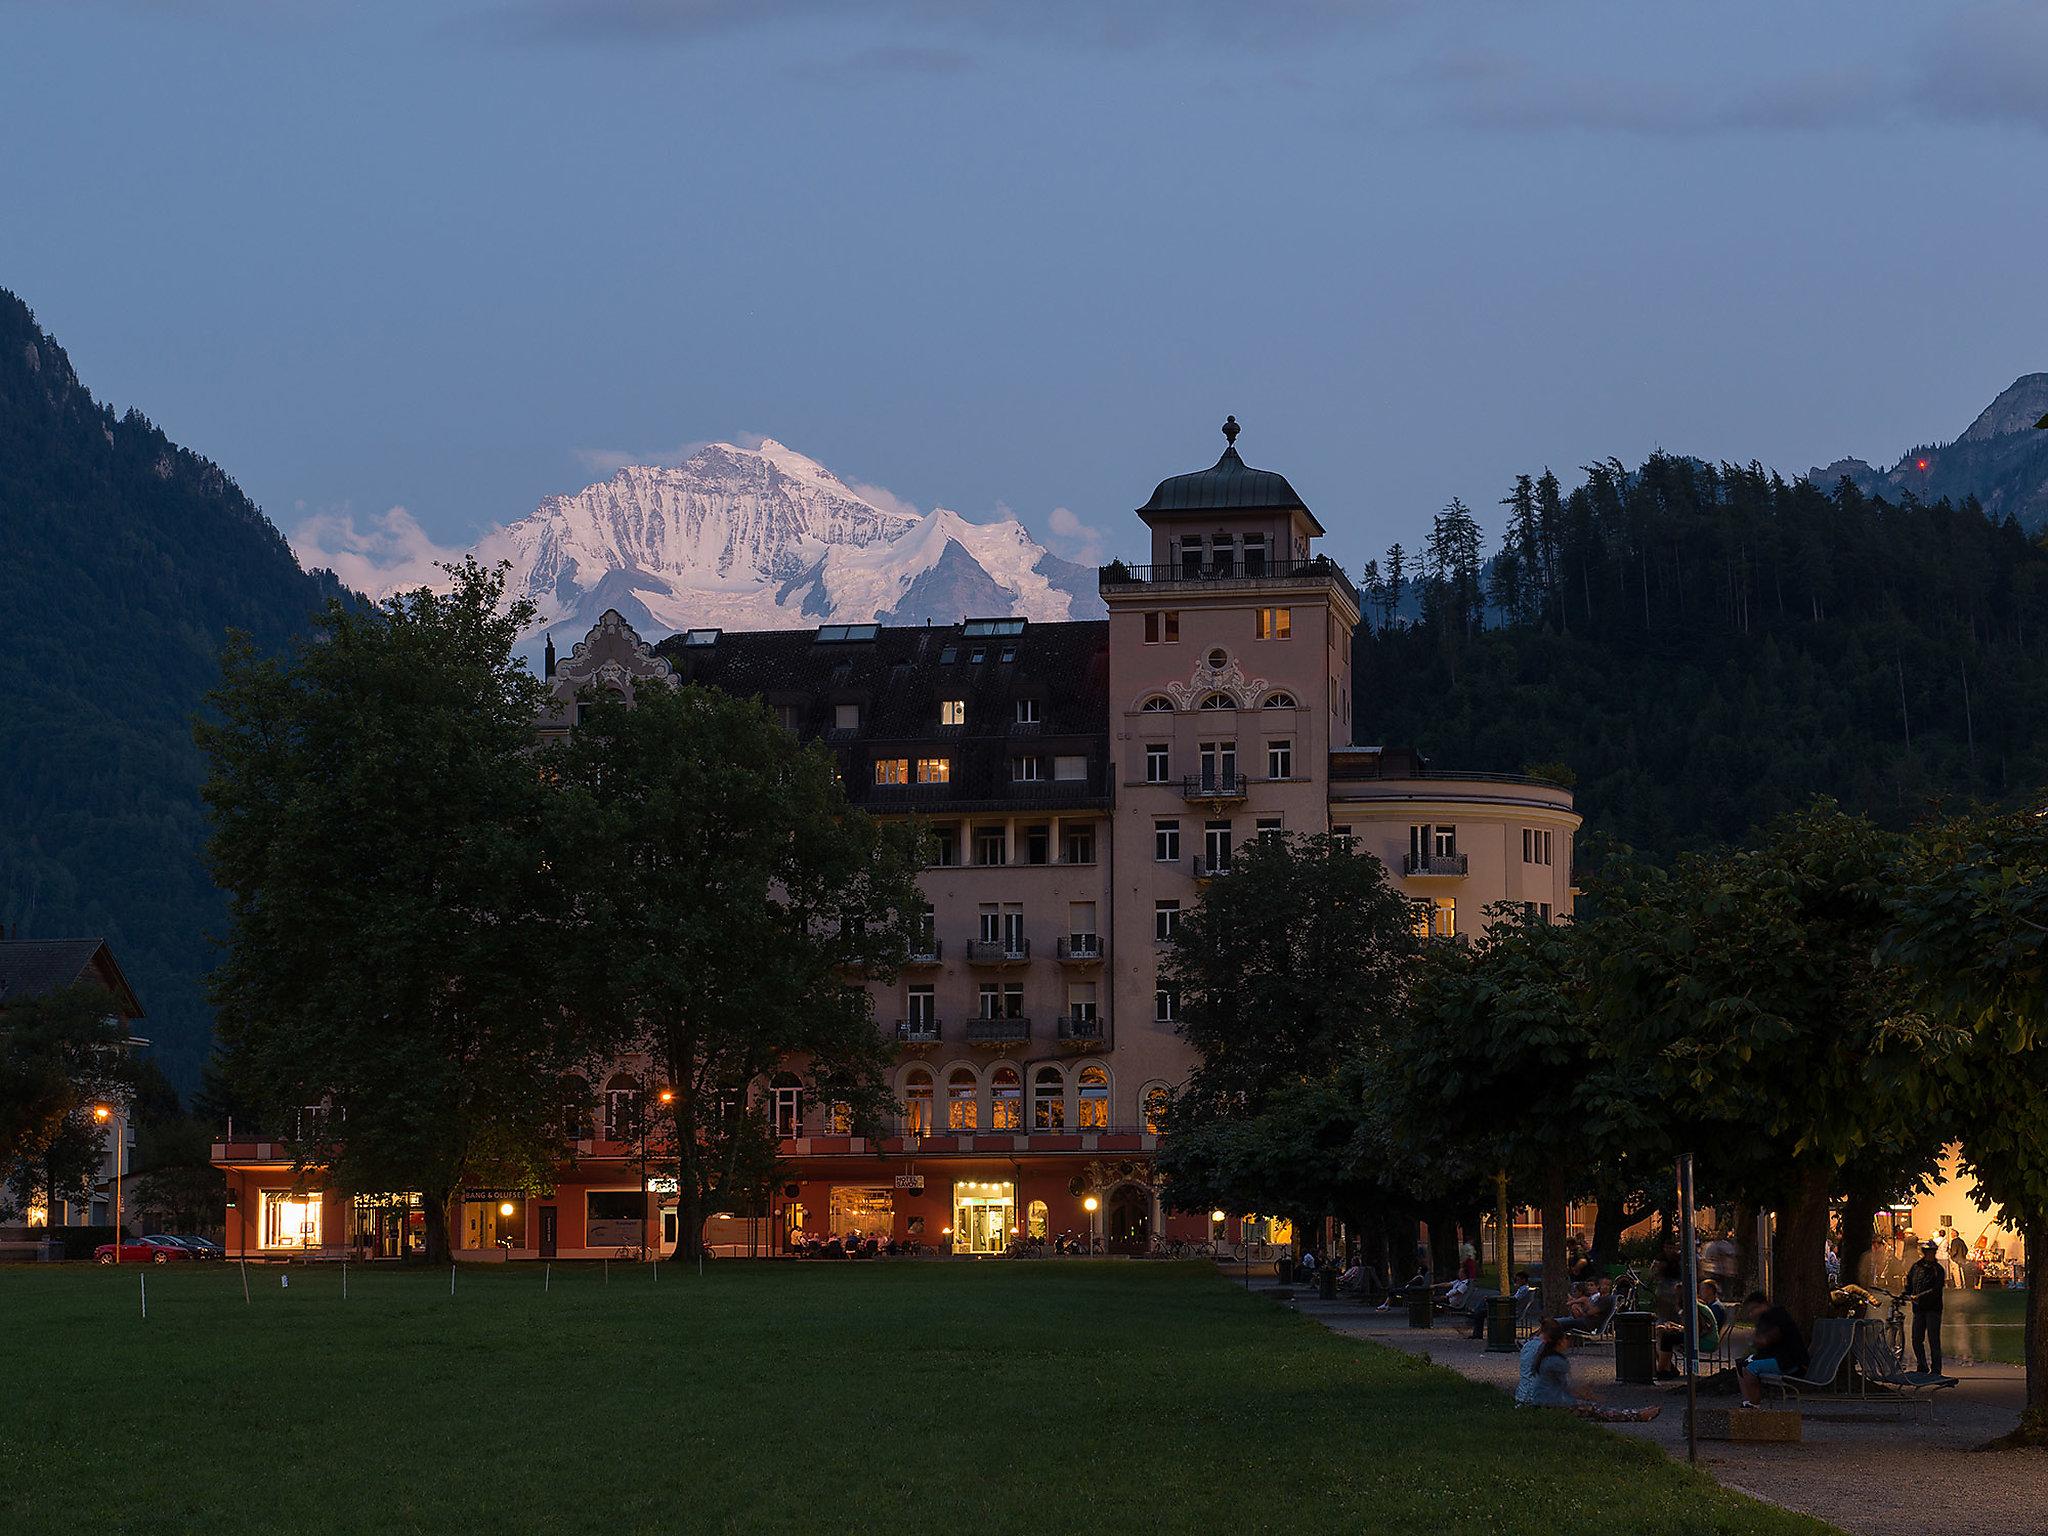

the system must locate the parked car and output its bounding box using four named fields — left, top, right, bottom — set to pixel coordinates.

left=169, top=1234, right=226, bottom=1260
left=93, top=1236, right=194, bottom=1264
